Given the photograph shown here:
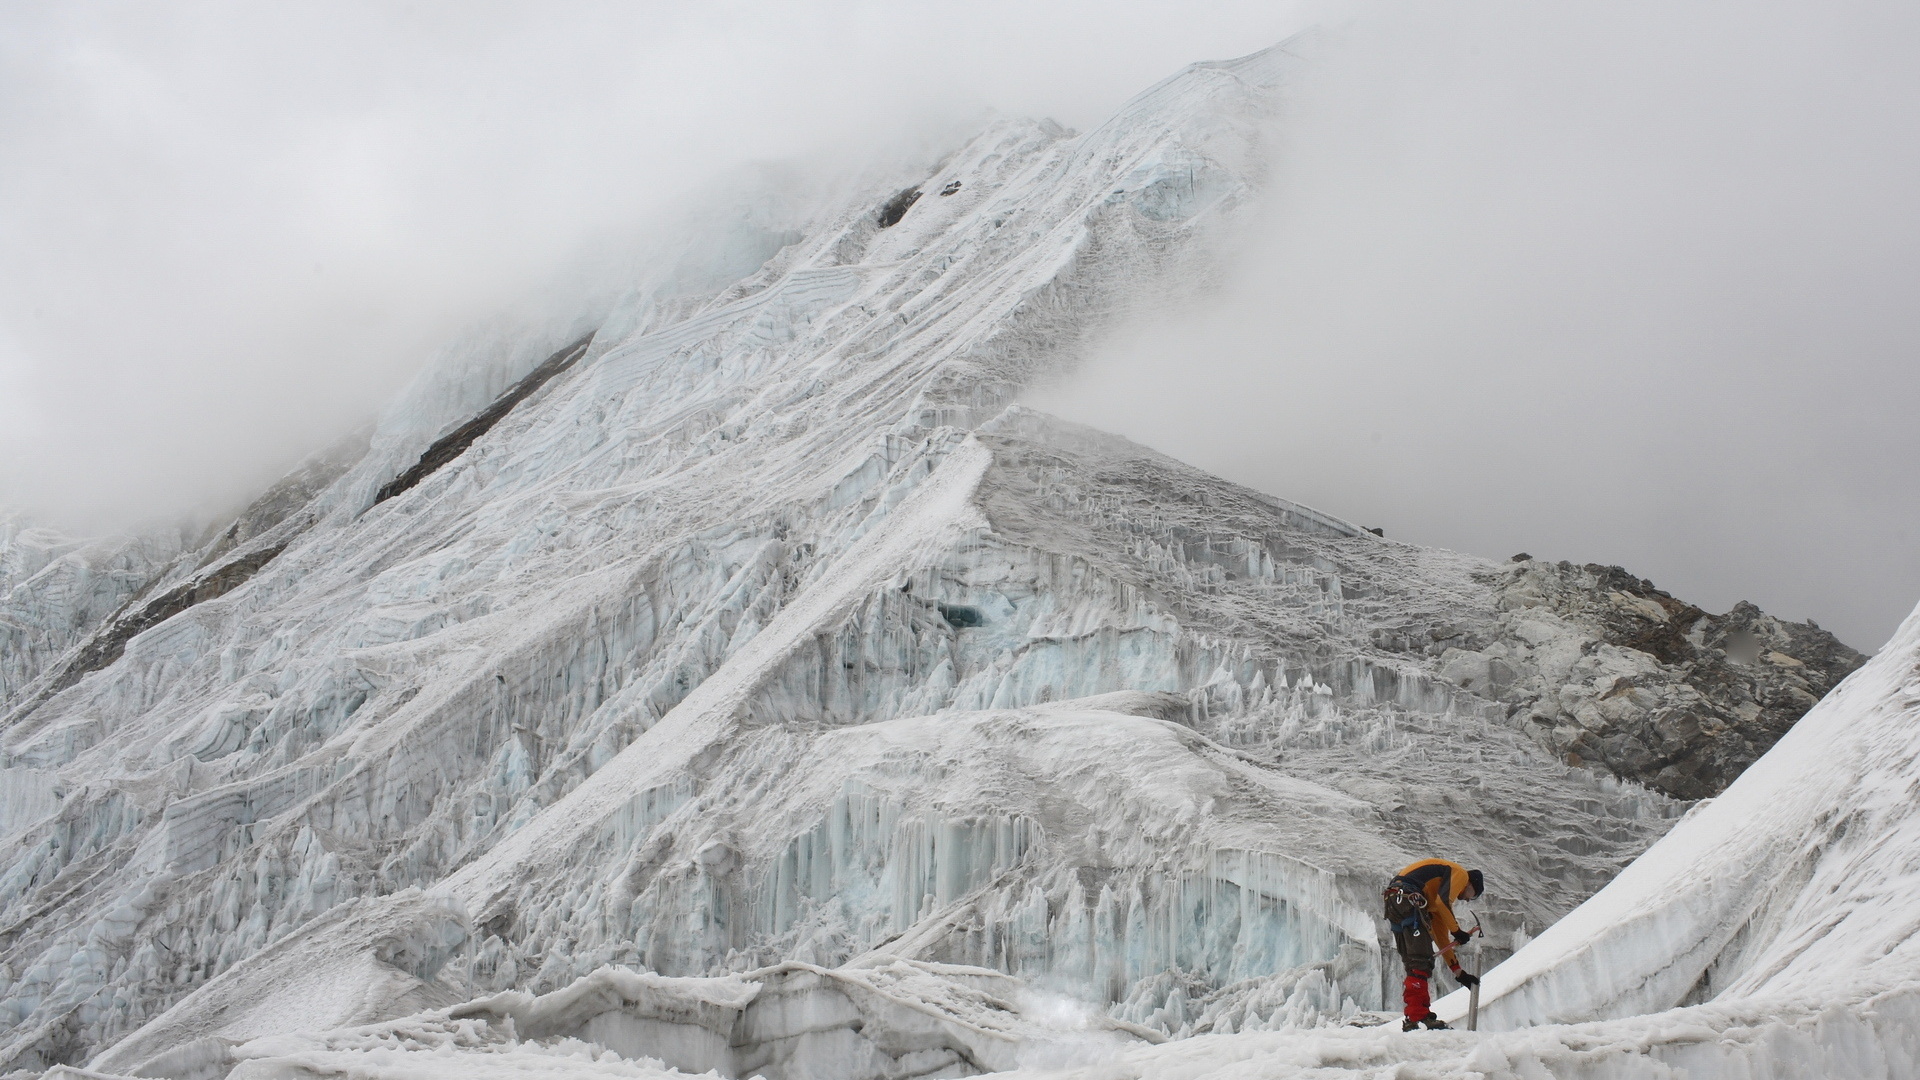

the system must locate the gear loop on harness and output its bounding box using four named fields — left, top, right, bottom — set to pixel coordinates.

left=1382, top=878, right=1429, bottom=933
